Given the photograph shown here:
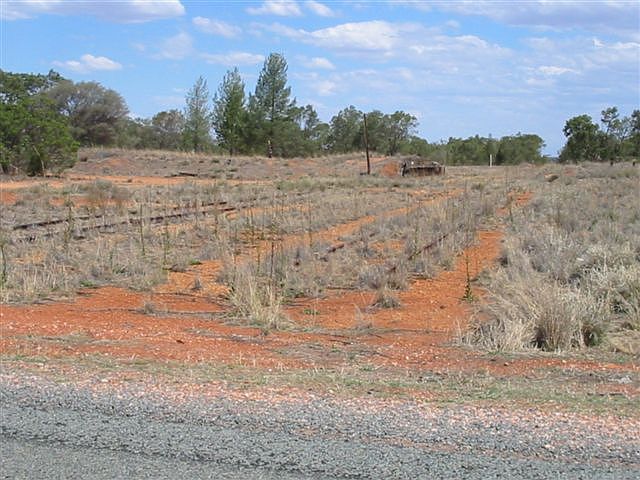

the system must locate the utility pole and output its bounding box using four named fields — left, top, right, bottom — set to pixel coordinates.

left=363, top=113, right=371, bottom=175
